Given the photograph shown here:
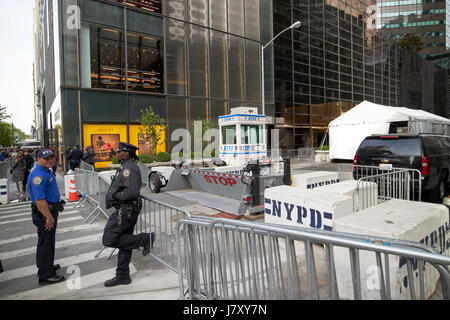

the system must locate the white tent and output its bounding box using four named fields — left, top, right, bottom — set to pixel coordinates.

left=328, top=101, right=450, bottom=160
